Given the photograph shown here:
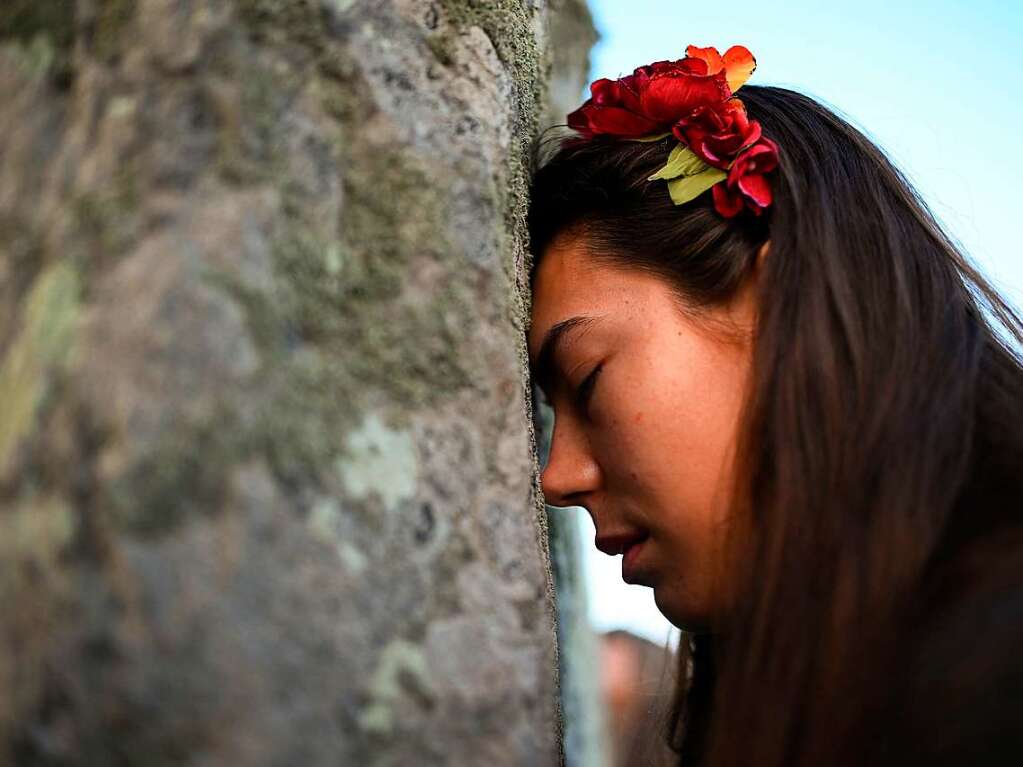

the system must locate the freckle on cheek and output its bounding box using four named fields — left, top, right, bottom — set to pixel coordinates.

left=633, top=411, right=643, bottom=423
